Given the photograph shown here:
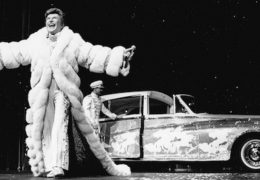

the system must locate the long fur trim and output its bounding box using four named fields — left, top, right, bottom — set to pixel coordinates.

left=26, top=108, right=33, bottom=123
left=59, top=60, right=81, bottom=88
